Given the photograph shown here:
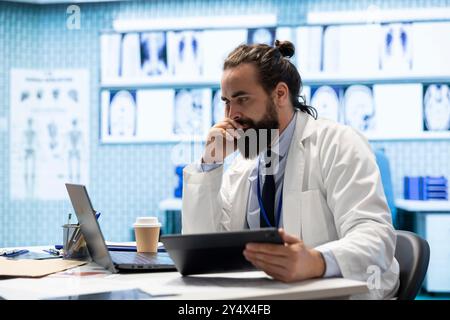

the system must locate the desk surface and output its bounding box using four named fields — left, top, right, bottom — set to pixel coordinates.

left=396, top=199, right=450, bottom=212
left=0, top=247, right=368, bottom=300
